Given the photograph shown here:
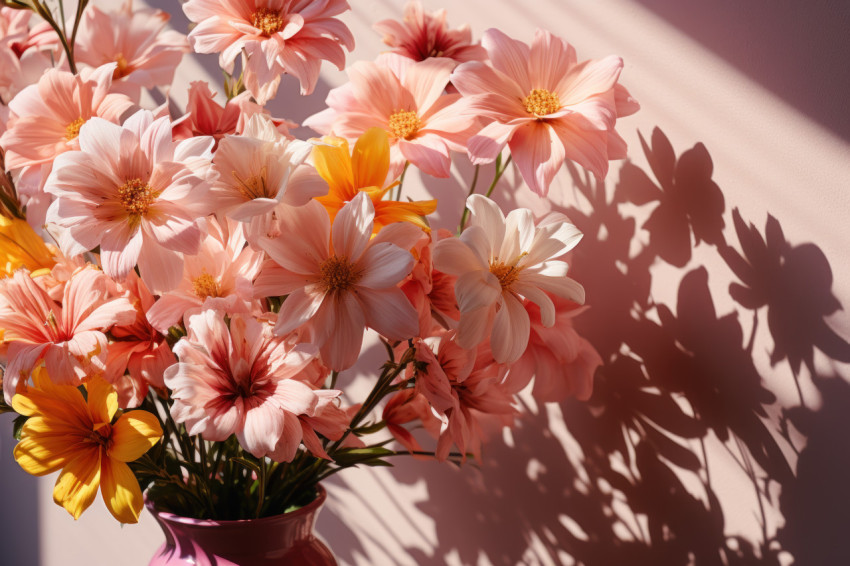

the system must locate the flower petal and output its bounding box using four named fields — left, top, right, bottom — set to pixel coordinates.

left=100, top=459, right=144, bottom=524
left=109, top=410, right=163, bottom=462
